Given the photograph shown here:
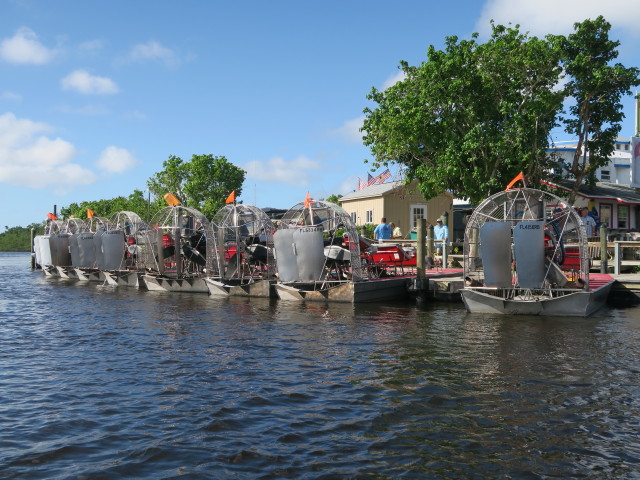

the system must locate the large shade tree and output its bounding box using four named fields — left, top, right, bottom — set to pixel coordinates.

left=147, top=154, right=246, bottom=218
left=552, top=16, right=640, bottom=204
left=362, top=23, right=564, bottom=205
left=363, top=18, right=639, bottom=205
